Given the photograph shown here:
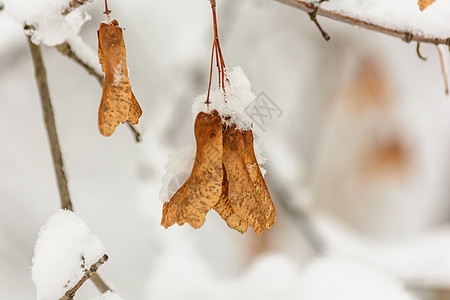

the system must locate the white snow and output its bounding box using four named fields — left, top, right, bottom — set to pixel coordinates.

left=31, top=210, right=105, bottom=300
left=113, top=61, right=125, bottom=86
left=91, top=291, right=125, bottom=300
left=192, top=66, right=257, bottom=131
left=295, top=256, right=418, bottom=300
left=303, top=0, right=450, bottom=39
left=66, top=35, right=103, bottom=77
left=4, top=0, right=91, bottom=46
